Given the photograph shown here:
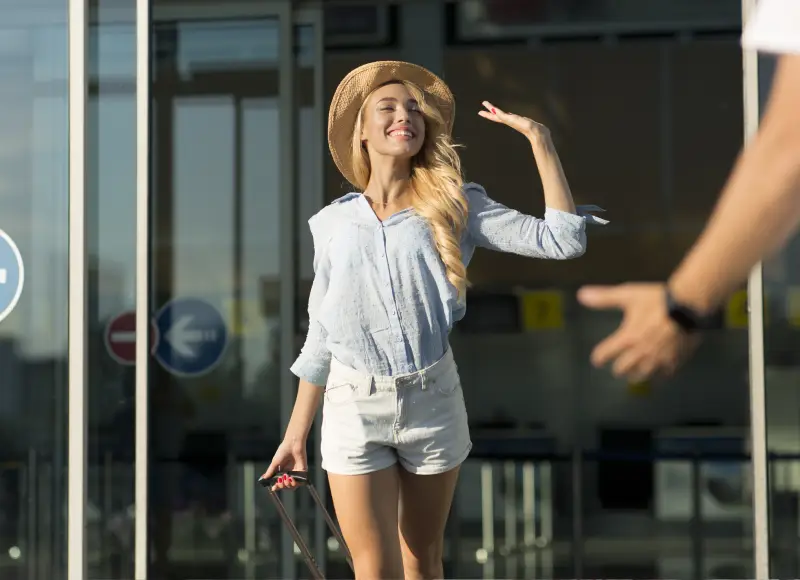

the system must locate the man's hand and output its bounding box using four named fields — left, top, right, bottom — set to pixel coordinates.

left=577, top=283, right=700, bottom=381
